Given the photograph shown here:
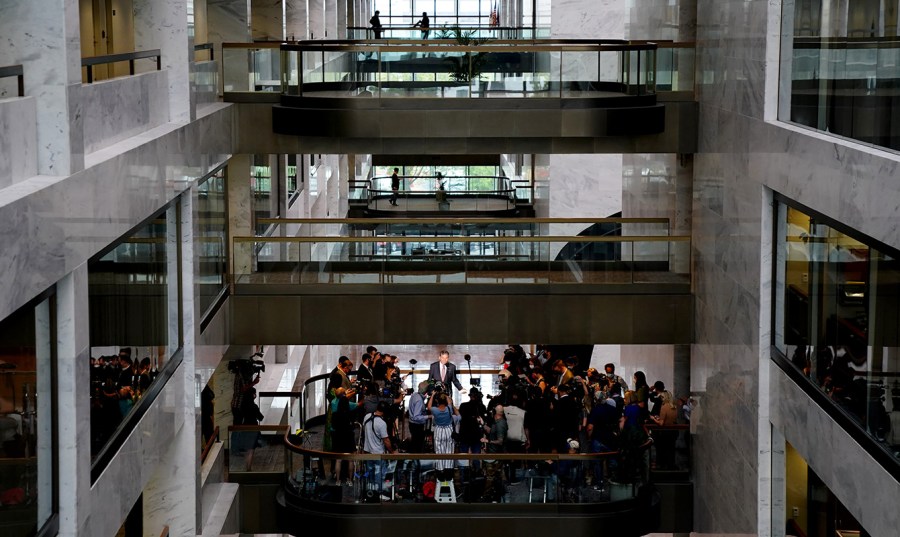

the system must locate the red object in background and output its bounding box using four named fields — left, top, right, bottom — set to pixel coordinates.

left=0, top=487, right=25, bottom=505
